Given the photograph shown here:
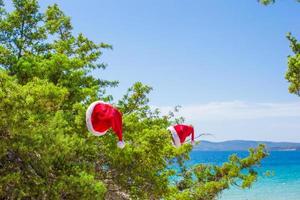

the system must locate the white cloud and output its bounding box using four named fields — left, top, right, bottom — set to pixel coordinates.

left=157, top=101, right=300, bottom=121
